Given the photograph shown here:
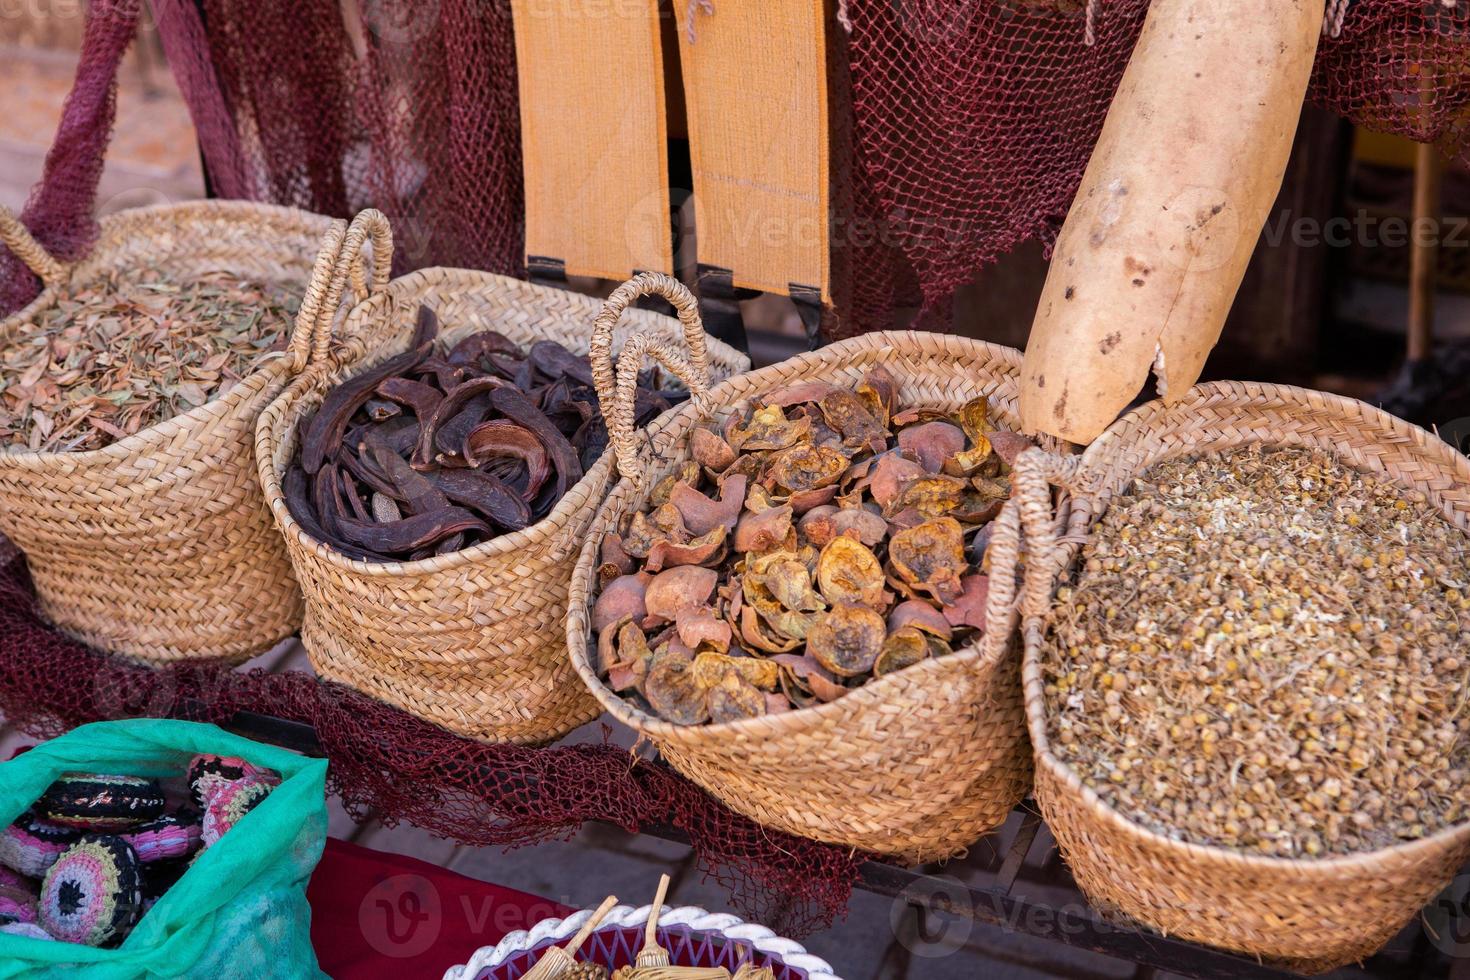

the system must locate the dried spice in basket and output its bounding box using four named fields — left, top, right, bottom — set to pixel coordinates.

left=285, top=305, right=683, bottom=562
left=1043, top=446, right=1470, bottom=858
left=0, top=266, right=300, bottom=453
left=591, top=368, right=1033, bottom=725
